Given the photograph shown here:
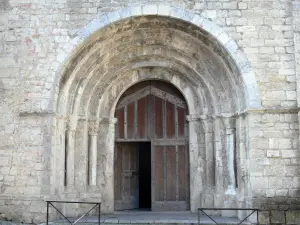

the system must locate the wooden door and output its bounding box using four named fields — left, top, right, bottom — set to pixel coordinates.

left=152, top=141, right=189, bottom=211
left=115, top=81, right=189, bottom=211
left=150, top=92, right=189, bottom=211
left=114, top=142, right=139, bottom=210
